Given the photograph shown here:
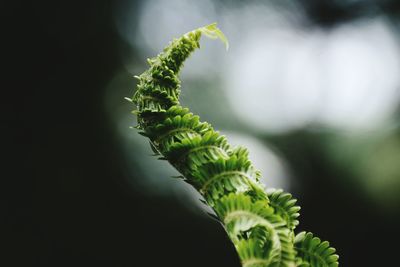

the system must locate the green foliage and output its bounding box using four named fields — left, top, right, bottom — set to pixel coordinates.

left=267, top=189, right=300, bottom=230
left=215, top=193, right=295, bottom=267
left=128, top=23, right=339, bottom=266
left=294, top=232, right=339, bottom=267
